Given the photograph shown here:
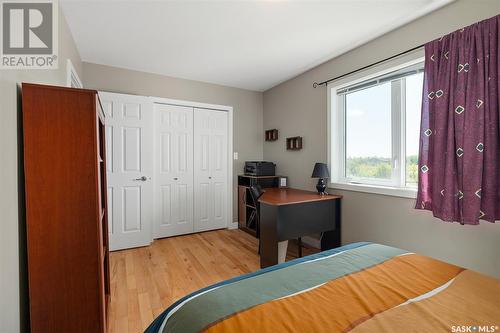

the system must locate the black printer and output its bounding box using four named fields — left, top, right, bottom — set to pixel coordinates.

left=244, top=161, right=276, bottom=176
